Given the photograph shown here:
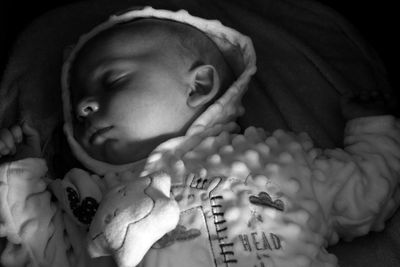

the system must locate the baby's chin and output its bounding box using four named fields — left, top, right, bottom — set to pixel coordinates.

left=87, top=139, right=150, bottom=165
left=81, top=133, right=177, bottom=165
